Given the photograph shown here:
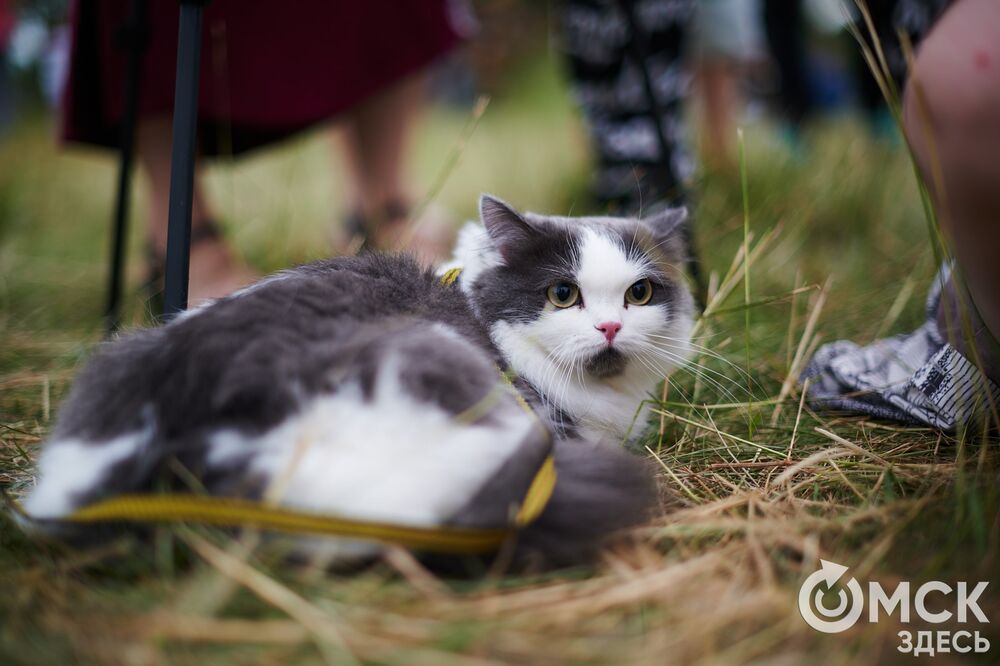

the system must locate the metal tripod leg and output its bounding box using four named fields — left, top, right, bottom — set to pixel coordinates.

left=162, top=0, right=206, bottom=319
left=104, top=0, right=148, bottom=334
